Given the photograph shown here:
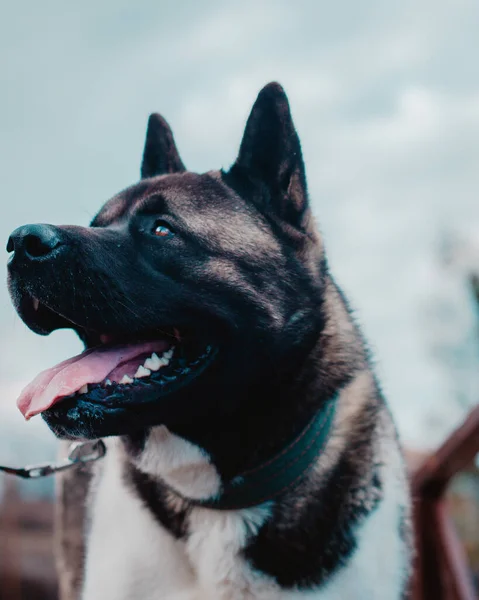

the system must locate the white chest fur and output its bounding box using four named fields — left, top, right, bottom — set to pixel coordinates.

left=81, top=438, right=277, bottom=600
left=82, top=431, right=408, bottom=600
left=81, top=440, right=195, bottom=600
